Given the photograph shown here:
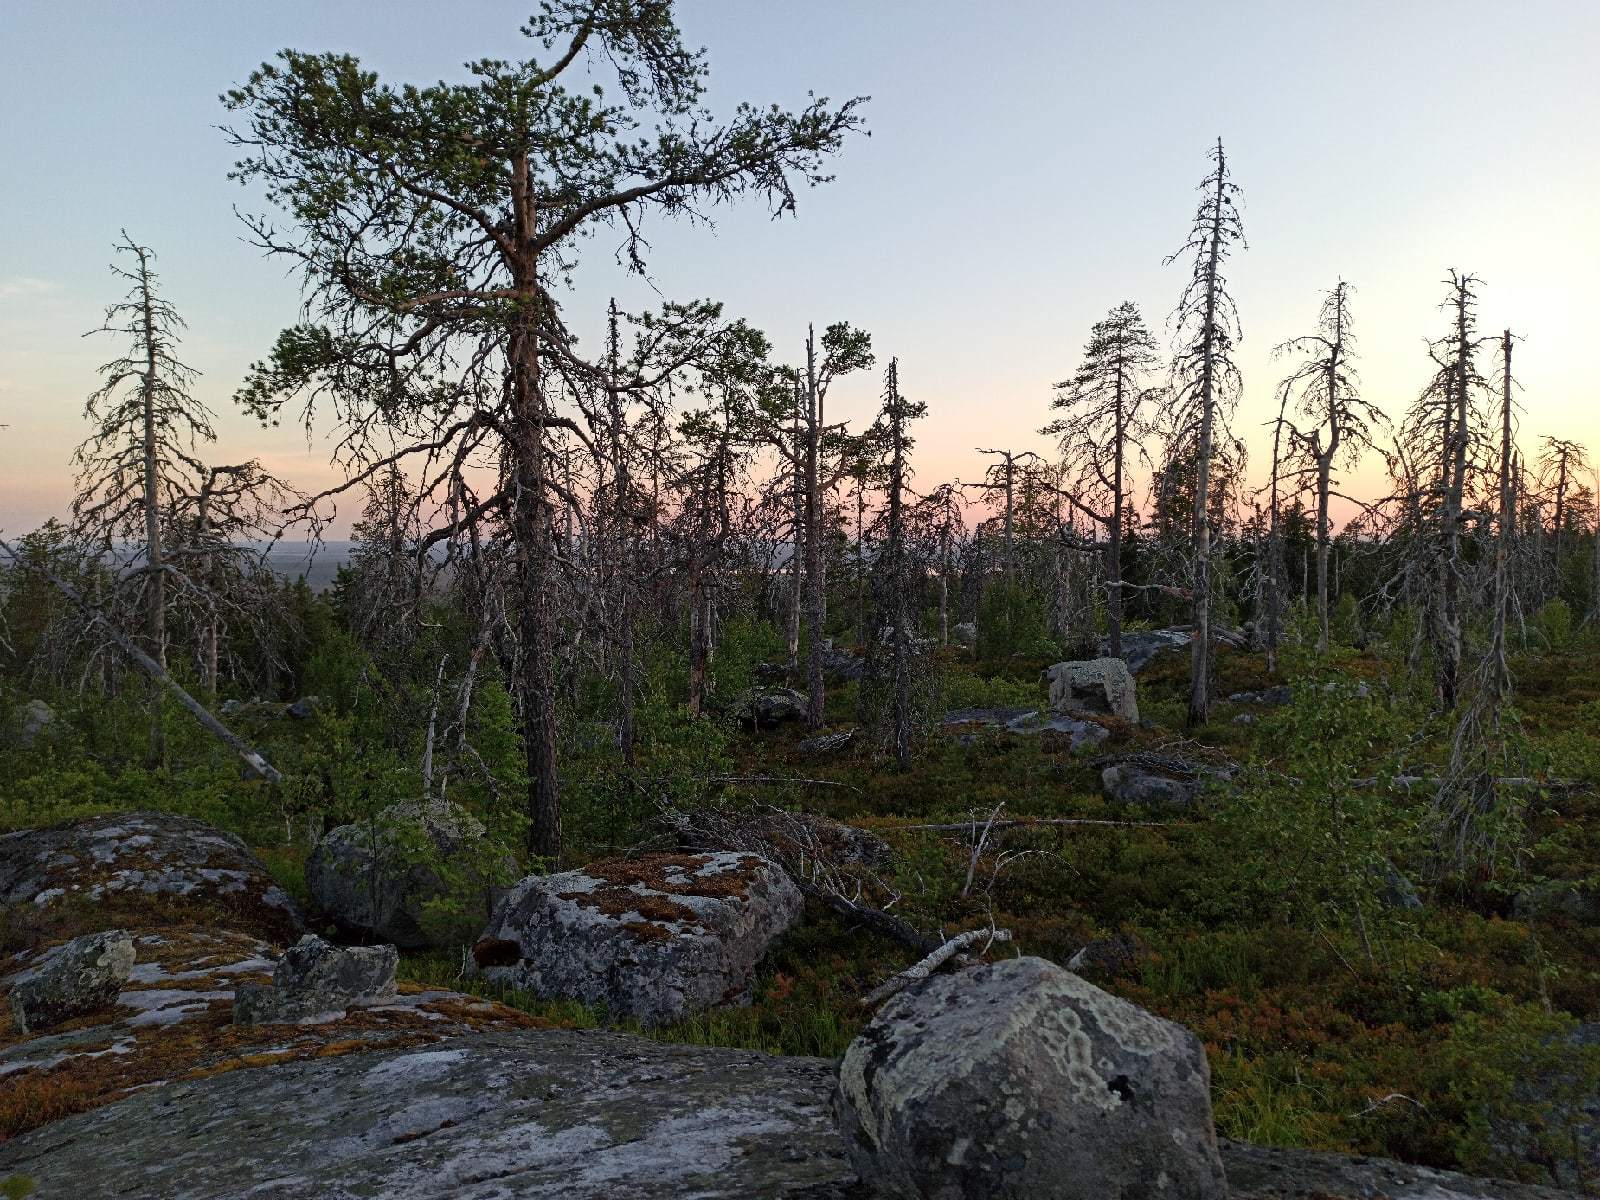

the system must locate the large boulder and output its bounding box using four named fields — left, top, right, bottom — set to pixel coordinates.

left=0, top=812, right=303, bottom=942
left=306, top=799, right=509, bottom=950
left=8, top=930, right=135, bottom=1034
left=1101, top=763, right=1203, bottom=811
left=473, top=852, right=803, bottom=1026
left=1043, top=657, right=1140, bottom=723
left=835, top=955, right=1226, bottom=1199
left=941, top=707, right=1110, bottom=750
left=953, top=621, right=978, bottom=647
left=233, top=933, right=397, bottom=1026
